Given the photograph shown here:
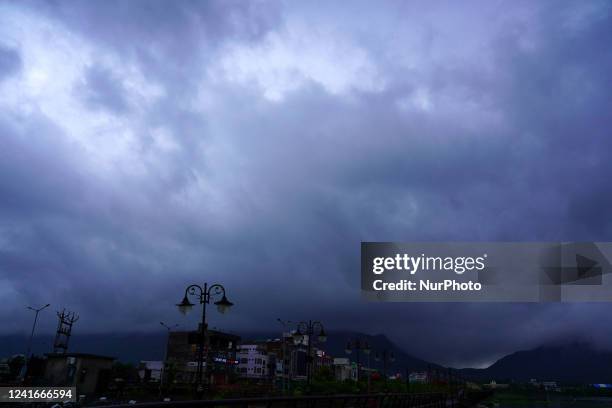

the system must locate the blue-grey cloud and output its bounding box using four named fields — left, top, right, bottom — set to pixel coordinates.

left=76, top=65, right=130, bottom=114
left=0, top=0, right=611, bottom=368
left=0, top=45, right=21, bottom=80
